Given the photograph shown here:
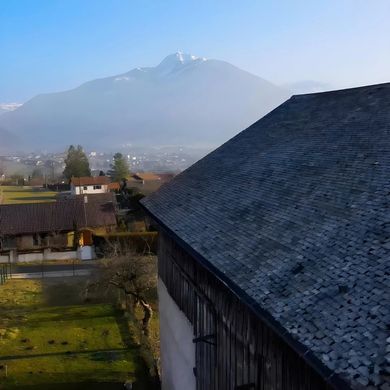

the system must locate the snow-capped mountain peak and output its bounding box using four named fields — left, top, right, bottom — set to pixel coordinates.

left=174, top=51, right=206, bottom=63
left=163, top=51, right=207, bottom=64
left=0, top=102, right=22, bottom=116
left=112, top=52, right=207, bottom=82
left=156, top=52, right=207, bottom=76
left=0, top=103, right=22, bottom=111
